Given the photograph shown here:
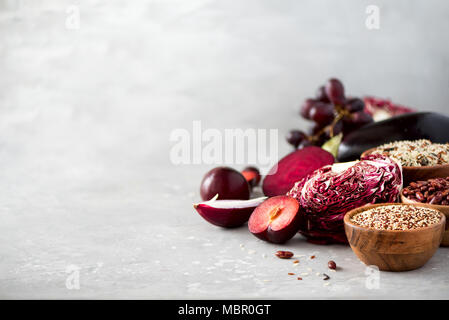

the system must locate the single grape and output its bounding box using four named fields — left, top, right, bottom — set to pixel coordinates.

left=297, top=139, right=313, bottom=149
left=350, top=111, right=373, bottom=126
left=286, top=130, right=308, bottom=148
left=309, top=102, right=335, bottom=125
left=343, top=111, right=374, bottom=134
left=315, top=86, right=330, bottom=102
left=325, top=78, right=345, bottom=105
left=345, top=97, right=365, bottom=113
left=300, top=99, right=316, bottom=119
